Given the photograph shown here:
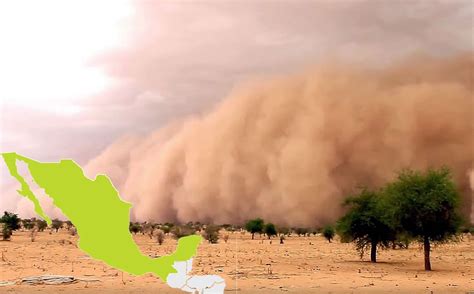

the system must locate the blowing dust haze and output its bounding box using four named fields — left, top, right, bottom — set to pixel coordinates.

left=86, top=54, right=474, bottom=226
